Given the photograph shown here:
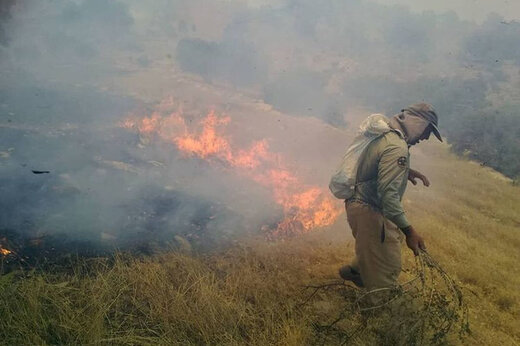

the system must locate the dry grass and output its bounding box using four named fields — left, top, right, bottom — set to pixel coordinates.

left=0, top=245, right=320, bottom=345
left=1, top=143, right=519, bottom=345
